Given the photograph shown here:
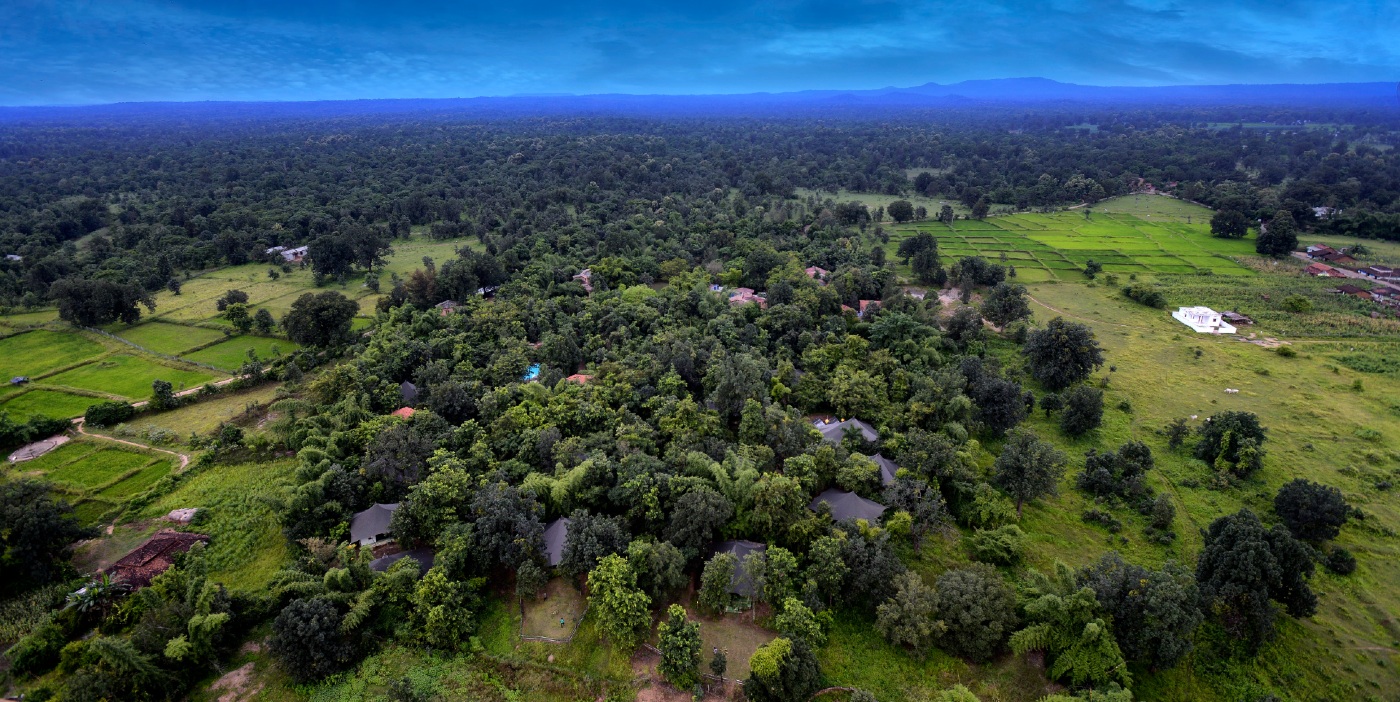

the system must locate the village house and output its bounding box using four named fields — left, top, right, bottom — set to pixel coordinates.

left=809, top=488, right=887, bottom=523
left=862, top=453, right=901, bottom=486
left=267, top=245, right=308, bottom=263
left=1305, top=244, right=1335, bottom=257
left=1318, top=251, right=1358, bottom=266
left=713, top=540, right=767, bottom=605
left=1335, top=284, right=1377, bottom=301
left=1172, top=306, right=1236, bottom=334
left=350, top=503, right=399, bottom=547
left=564, top=373, right=593, bottom=384
left=543, top=517, right=572, bottom=567
left=815, top=417, right=879, bottom=444
left=858, top=300, right=880, bottom=319
left=1358, top=265, right=1396, bottom=280
left=805, top=266, right=830, bottom=283
left=1304, top=262, right=1339, bottom=277
left=391, top=406, right=416, bottom=419
left=573, top=268, right=594, bottom=293
left=1221, top=311, right=1255, bottom=326
left=106, top=530, right=210, bottom=588
left=728, top=287, right=768, bottom=308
